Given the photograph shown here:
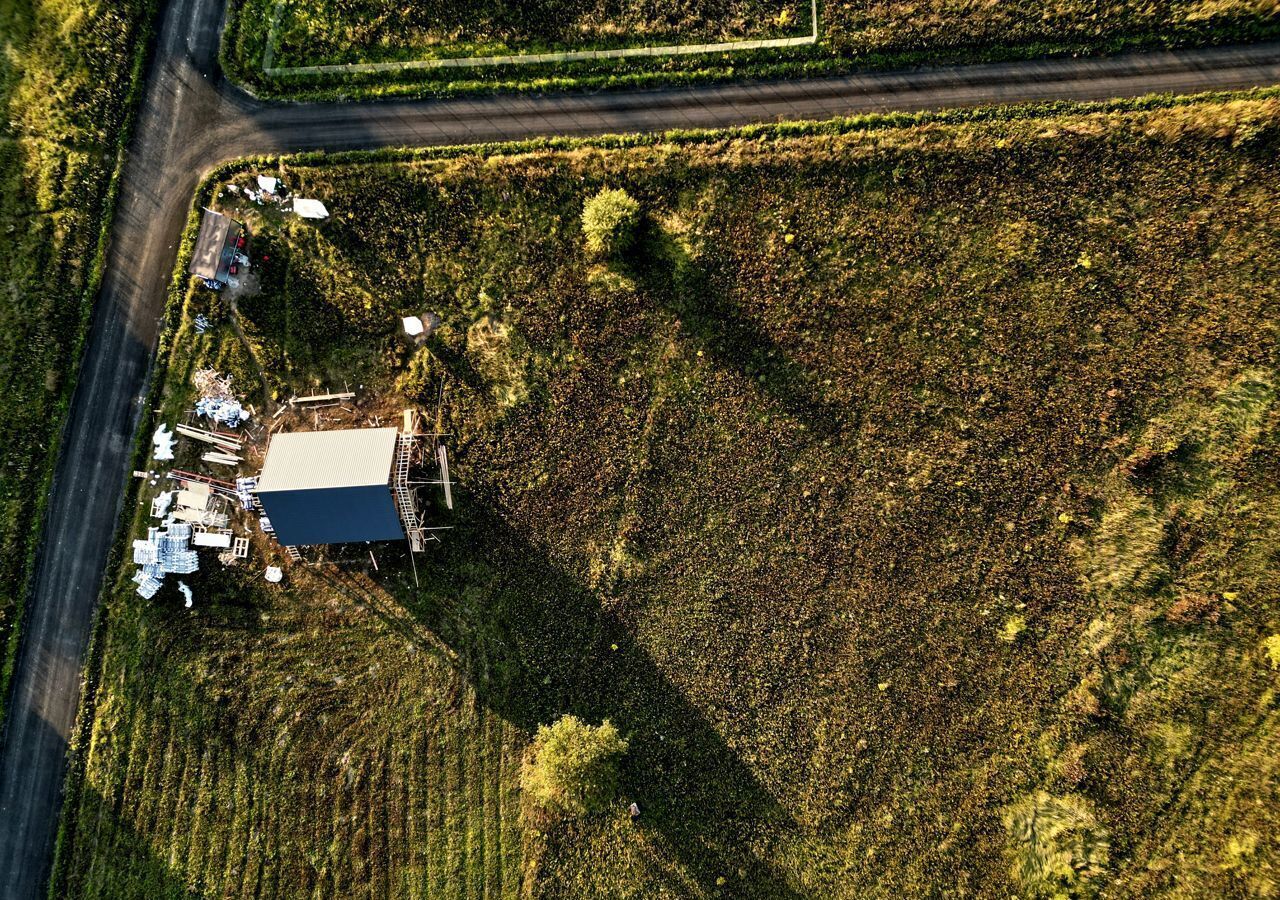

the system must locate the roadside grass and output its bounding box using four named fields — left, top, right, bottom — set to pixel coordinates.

left=0, top=0, right=151, bottom=723
left=267, top=0, right=801, bottom=66
left=224, top=0, right=1280, bottom=98
left=57, top=99, right=1280, bottom=897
